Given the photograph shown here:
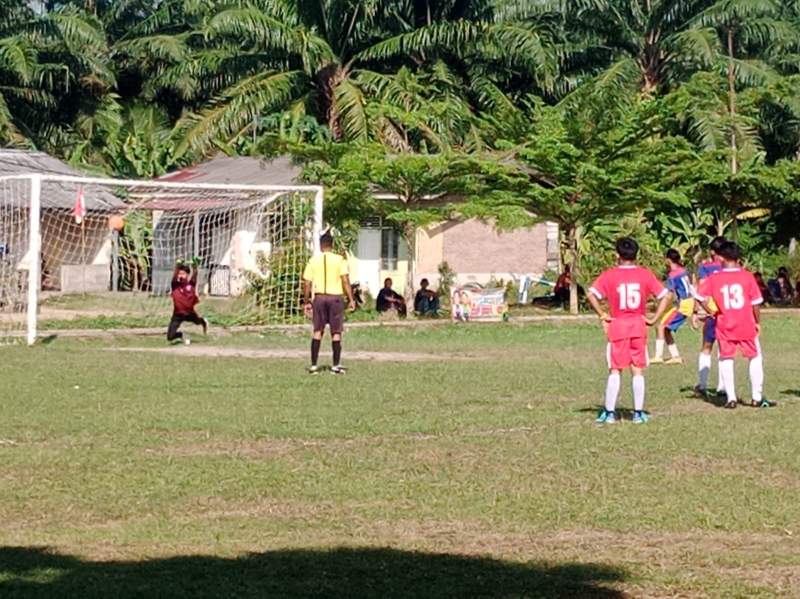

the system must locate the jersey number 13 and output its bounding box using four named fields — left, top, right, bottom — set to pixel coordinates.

left=721, top=284, right=745, bottom=310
